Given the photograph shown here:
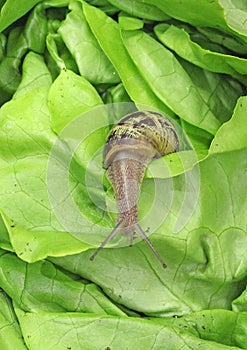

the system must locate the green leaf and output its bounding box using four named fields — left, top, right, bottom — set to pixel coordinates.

left=232, top=285, right=247, bottom=312
left=210, top=96, right=247, bottom=154
left=0, top=213, right=12, bottom=251
left=15, top=308, right=243, bottom=350
left=0, top=27, right=28, bottom=104
left=1, top=213, right=91, bottom=262
left=141, top=0, right=226, bottom=28
left=0, top=0, right=41, bottom=32
left=121, top=29, right=221, bottom=134
left=101, top=82, right=135, bottom=120
left=180, top=120, right=213, bottom=152
left=0, top=291, right=27, bottom=350
left=219, top=0, right=247, bottom=37
left=14, top=51, right=52, bottom=99
left=146, top=149, right=205, bottom=179
left=155, top=23, right=247, bottom=84
left=178, top=59, right=243, bottom=125
left=0, top=1, right=5, bottom=10
left=0, top=251, right=125, bottom=315
left=46, top=32, right=66, bottom=73
left=58, top=0, right=120, bottom=84
left=23, top=4, right=48, bottom=54
left=140, top=0, right=247, bottom=41
left=49, top=69, right=104, bottom=134
left=83, top=1, right=175, bottom=117
left=156, top=309, right=247, bottom=349
left=0, top=32, right=6, bottom=61
left=83, top=0, right=118, bottom=15
left=102, top=82, right=132, bottom=104
left=0, top=53, right=102, bottom=261
left=0, top=52, right=55, bottom=229
left=0, top=1, right=70, bottom=105
left=118, top=12, right=144, bottom=31
left=196, top=26, right=247, bottom=55
left=107, top=0, right=170, bottom=21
